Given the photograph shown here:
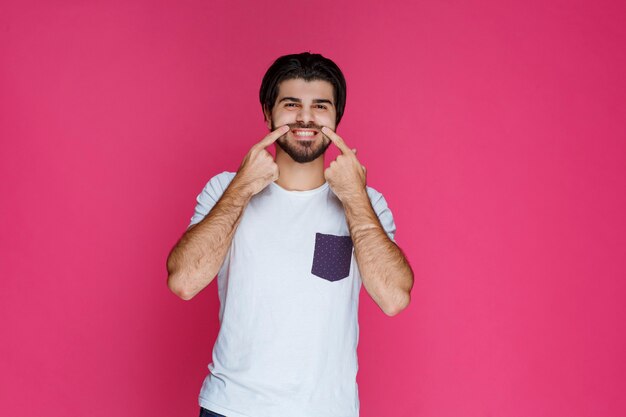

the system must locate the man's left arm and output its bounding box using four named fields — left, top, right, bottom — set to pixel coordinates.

left=343, top=190, right=413, bottom=316
left=322, top=127, right=414, bottom=316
